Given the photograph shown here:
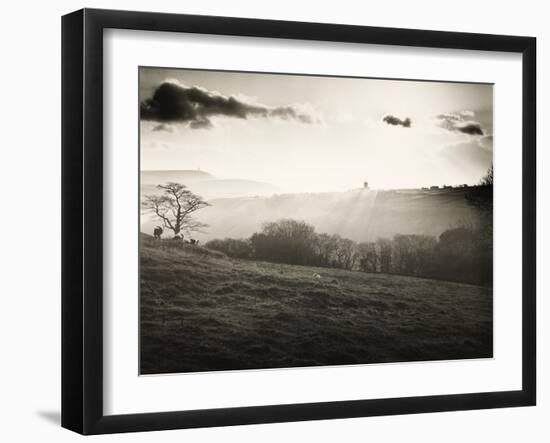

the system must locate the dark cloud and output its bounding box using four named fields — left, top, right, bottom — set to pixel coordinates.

left=270, top=106, right=313, bottom=124
left=456, top=123, right=484, bottom=135
left=436, top=112, right=484, bottom=136
left=382, top=115, right=412, bottom=128
left=140, top=81, right=313, bottom=129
